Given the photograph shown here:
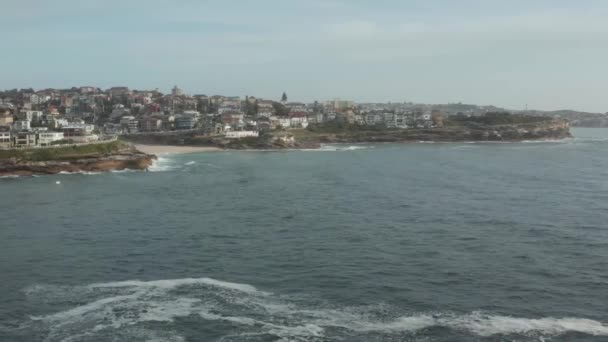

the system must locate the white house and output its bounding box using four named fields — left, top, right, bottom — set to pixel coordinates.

left=290, top=116, right=309, bottom=129
left=38, top=132, right=65, bottom=146
left=278, top=118, right=291, bottom=128
left=0, top=131, right=11, bottom=148
left=225, top=131, right=259, bottom=139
